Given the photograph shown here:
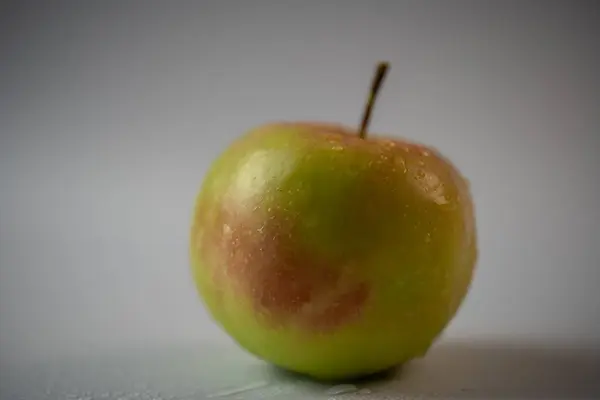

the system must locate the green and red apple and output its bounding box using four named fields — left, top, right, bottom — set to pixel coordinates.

left=189, top=63, right=477, bottom=381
